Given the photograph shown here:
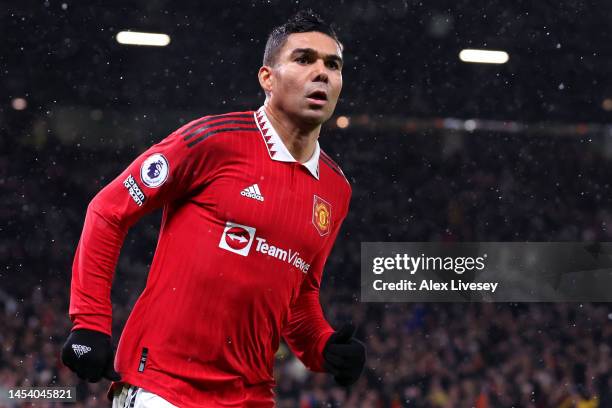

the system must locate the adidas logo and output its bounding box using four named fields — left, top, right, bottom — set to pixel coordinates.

left=240, top=184, right=264, bottom=202
left=72, top=344, right=92, bottom=358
